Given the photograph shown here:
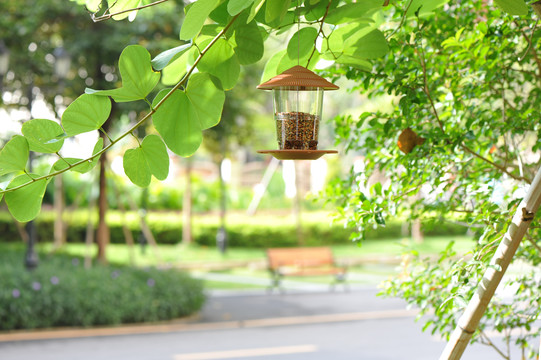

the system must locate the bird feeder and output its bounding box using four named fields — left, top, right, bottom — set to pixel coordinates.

left=257, top=65, right=339, bottom=160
